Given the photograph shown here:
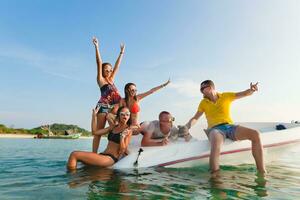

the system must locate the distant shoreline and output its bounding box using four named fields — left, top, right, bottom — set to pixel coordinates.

left=0, top=133, right=92, bottom=139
